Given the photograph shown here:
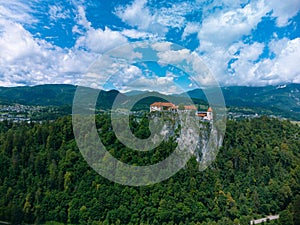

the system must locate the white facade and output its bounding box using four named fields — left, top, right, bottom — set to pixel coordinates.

left=150, top=106, right=162, bottom=112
